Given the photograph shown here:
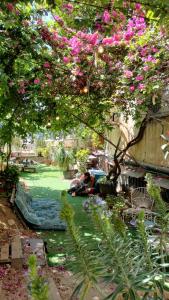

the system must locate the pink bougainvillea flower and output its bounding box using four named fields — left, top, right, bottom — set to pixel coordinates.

left=102, top=37, right=114, bottom=45
left=138, top=83, right=145, bottom=90
left=143, top=65, right=149, bottom=71
left=62, top=3, right=74, bottom=13
left=54, top=15, right=64, bottom=25
left=95, top=23, right=103, bottom=31
left=86, top=32, right=99, bottom=45
left=69, top=36, right=82, bottom=55
left=102, top=10, right=111, bottom=23
left=43, top=61, right=50, bottom=68
left=119, top=12, right=126, bottom=21
left=145, top=55, right=156, bottom=62
left=135, top=3, right=142, bottom=10
left=46, top=74, right=52, bottom=79
left=37, top=19, right=43, bottom=25
left=140, top=48, right=147, bottom=56
left=136, top=75, right=144, bottom=81
left=124, top=31, right=134, bottom=41
left=124, top=70, right=133, bottom=78
left=6, top=3, right=14, bottom=11
left=61, top=36, right=69, bottom=44
left=18, top=88, right=25, bottom=94
left=52, top=31, right=58, bottom=41
left=19, top=81, right=25, bottom=87
left=137, top=99, right=144, bottom=104
left=112, top=10, right=118, bottom=18
left=152, top=47, right=158, bottom=53
left=63, top=57, right=70, bottom=64
left=130, top=86, right=135, bottom=92
left=34, top=78, right=40, bottom=84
